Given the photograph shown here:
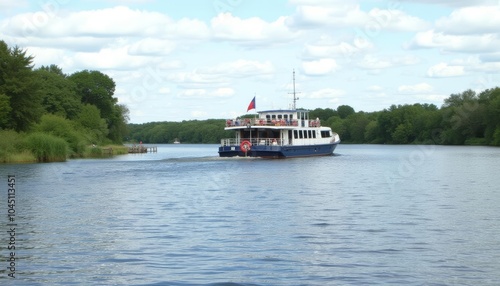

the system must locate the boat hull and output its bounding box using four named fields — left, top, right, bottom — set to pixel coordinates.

left=218, top=142, right=338, bottom=158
